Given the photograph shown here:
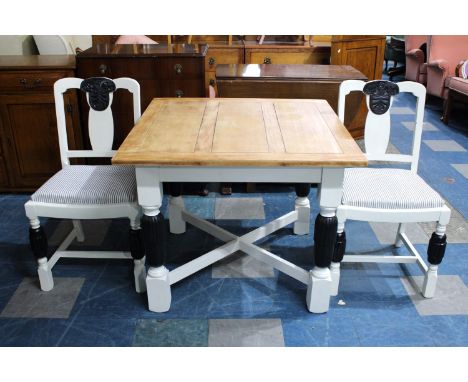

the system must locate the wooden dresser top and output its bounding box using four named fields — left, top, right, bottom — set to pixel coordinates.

left=77, top=44, right=208, bottom=58
left=0, top=55, right=76, bottom=70
left=113, top=98, right=367, bottom=168
left=216, top=64, right=367, bottom=81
